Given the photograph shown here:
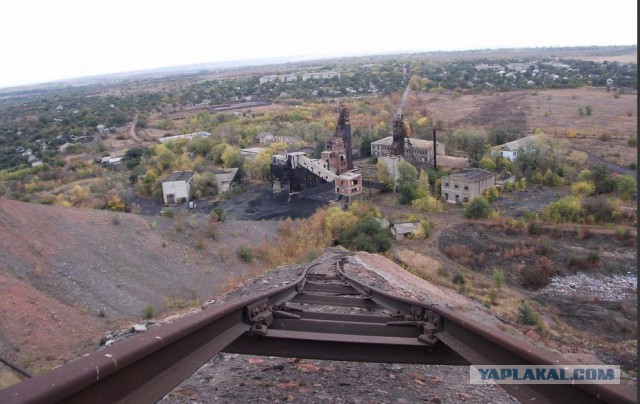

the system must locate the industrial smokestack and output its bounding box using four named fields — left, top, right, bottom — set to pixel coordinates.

left=433, top=128, right=437, bottom=170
